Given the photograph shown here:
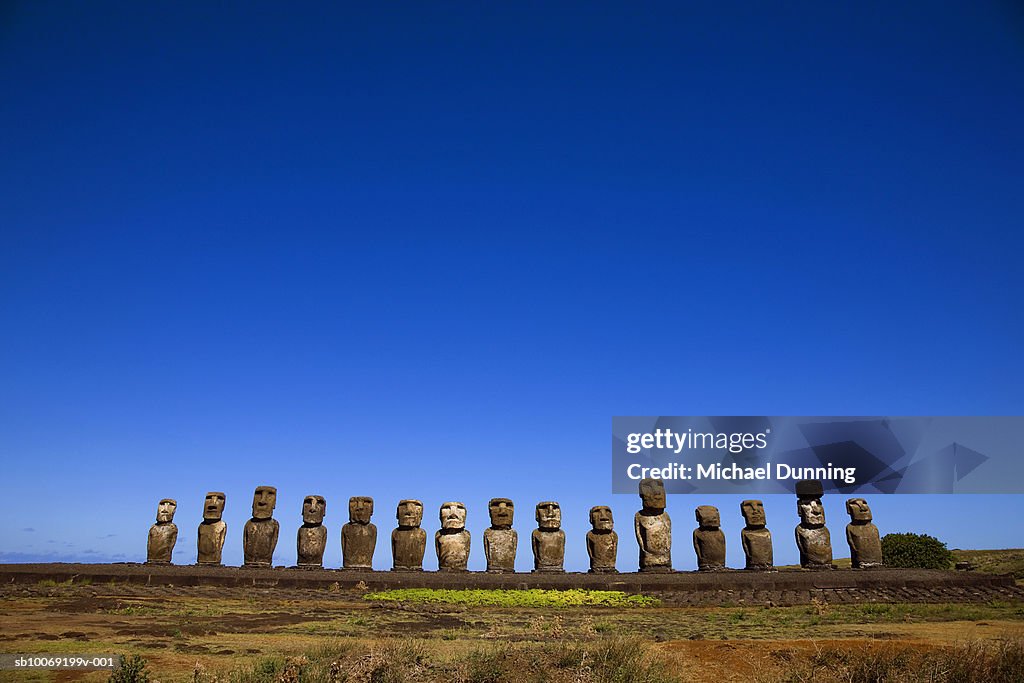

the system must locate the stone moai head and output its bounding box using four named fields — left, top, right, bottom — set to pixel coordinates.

left=846, top=497, right=872, bottom=523
left=741, top=499, right=766, bottom=528
left=797, top=498, right=825, bottom=527
left=156, top=498, right=177, bottom=523
left=536, top=501, right=562, bottom=530
left=349, top=496, right=374, bottom=524
left=440, top=501, right=467, bottom=530
left=396, top=499, right=424, bottom=528
left=695, top=505, right=721, bottom=529
left=302, top=495, right=326, bottom=525
left=590, top=505, right=614, bottom=532
left=639, top=478, right=667, bottom=511
left=203, top=492, right=226, bottom=521
left=796, top=479, right=825, bottom=527
left=252, top=486, right=277, bottom=520
left=488, top=498, right=514, bottom=528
